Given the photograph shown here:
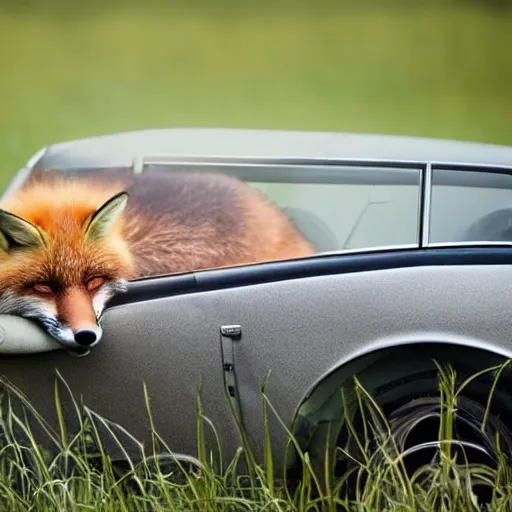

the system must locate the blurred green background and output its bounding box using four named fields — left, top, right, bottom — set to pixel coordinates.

left=1, top=1, right=511, bottom=189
